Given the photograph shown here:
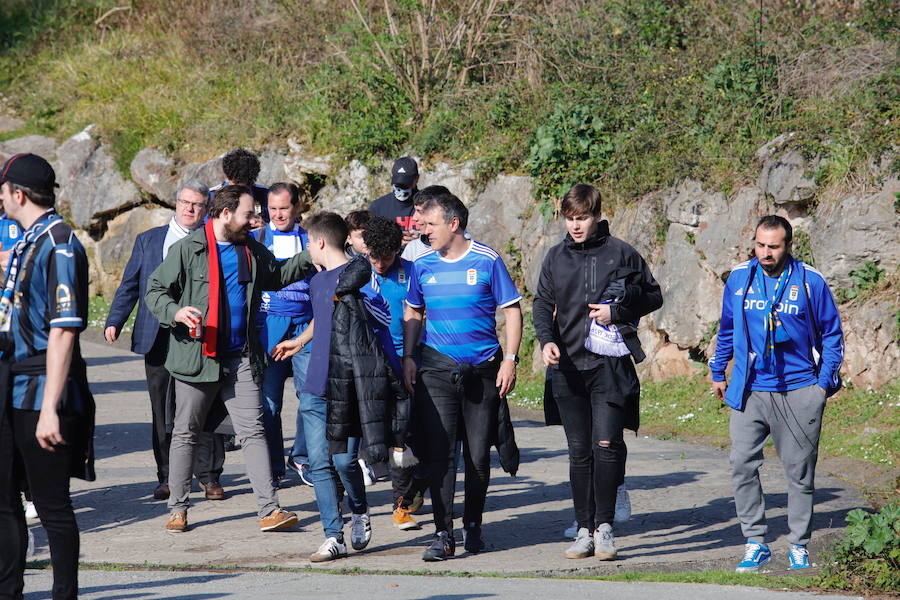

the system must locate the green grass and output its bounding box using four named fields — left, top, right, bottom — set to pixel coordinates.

left=87, top=295, right=135, bottom=333
left=26, top=560, right=816, bottom=590
left=0, top=1, right=896, bottom=203
left=508, top=373, right=900, bottom=468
